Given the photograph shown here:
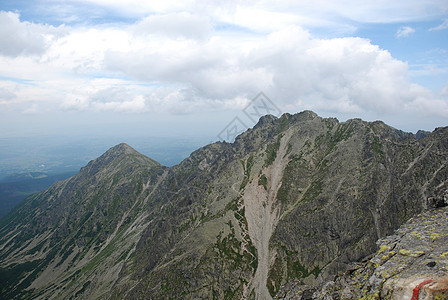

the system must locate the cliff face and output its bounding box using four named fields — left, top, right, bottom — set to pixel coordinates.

left=275, top=206, right=448, bottom=299
left=0, top=112, right=447, bottom=299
